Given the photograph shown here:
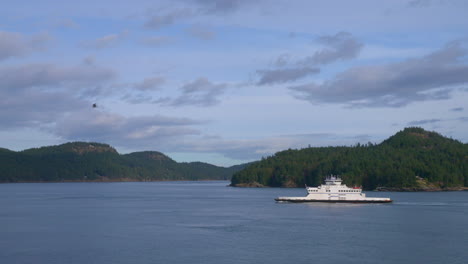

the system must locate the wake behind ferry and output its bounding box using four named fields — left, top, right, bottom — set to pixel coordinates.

left=275, top=175, right=392, bottom=203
